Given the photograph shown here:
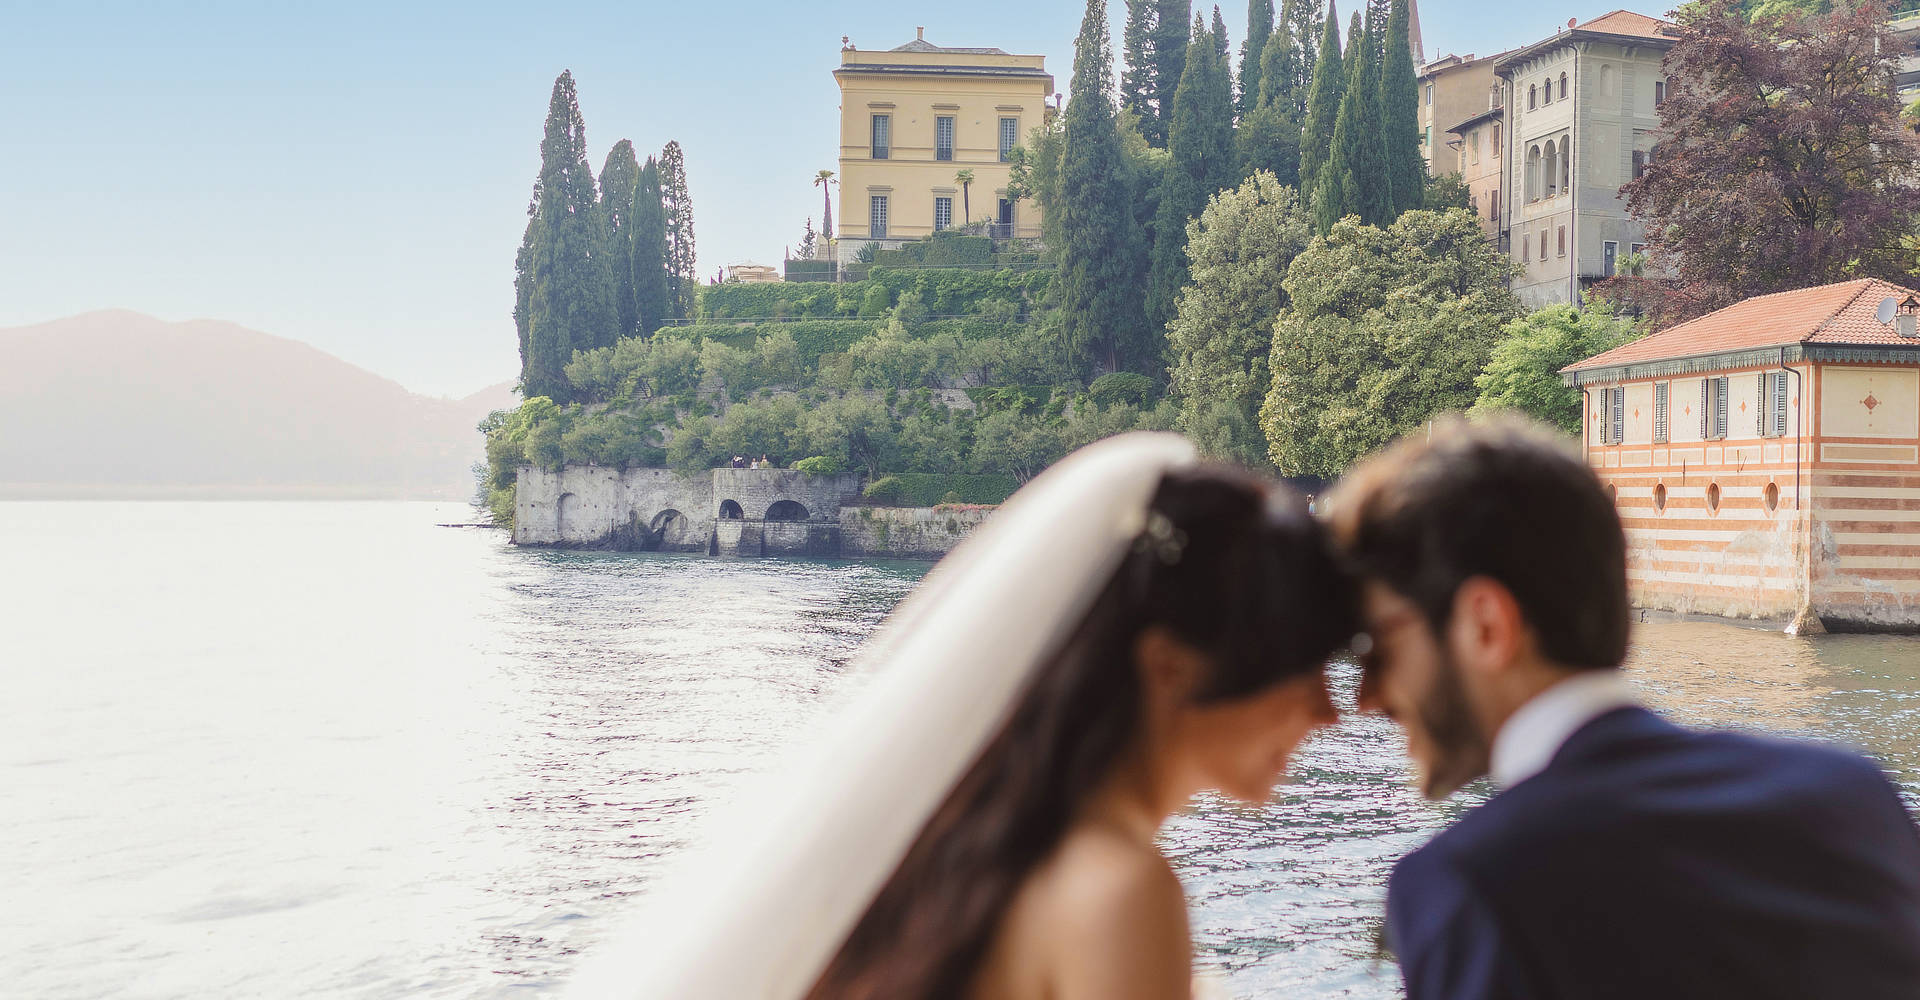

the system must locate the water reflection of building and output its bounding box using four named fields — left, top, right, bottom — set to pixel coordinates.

left=1565, top=279, right=1920, bottom=631
left=1624, top=621, right=1828, bottom=732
